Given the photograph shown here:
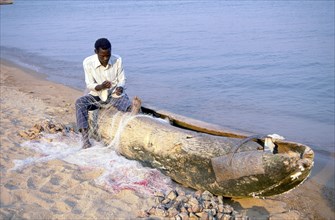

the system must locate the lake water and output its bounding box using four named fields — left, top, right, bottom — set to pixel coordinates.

left=1, top=0, right=334, bottom=153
